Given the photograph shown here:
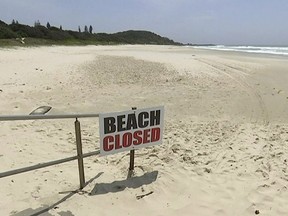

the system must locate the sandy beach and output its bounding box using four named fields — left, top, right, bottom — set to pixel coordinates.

left=1, top=45, right=288, bottom=216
